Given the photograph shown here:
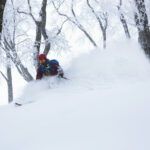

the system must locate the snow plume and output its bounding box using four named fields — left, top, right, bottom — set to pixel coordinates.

left=68, top=39, right=150, bottom=86
left=1, top=39, right=150, bottom=150
left=16, top=39, right=150, bottom=104
left=16, top=77, right=67, bottom=104
left=15, top=79, right=49, bottom=104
